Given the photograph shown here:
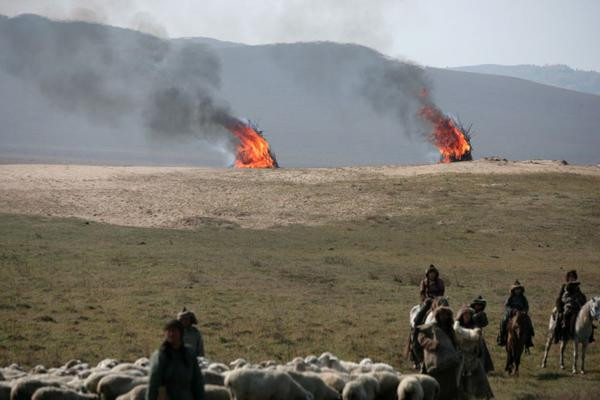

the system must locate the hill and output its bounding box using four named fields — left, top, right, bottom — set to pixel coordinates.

left=1, top=14, right=600, bottom=167
left=452, top=64, right=600, bottom=96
